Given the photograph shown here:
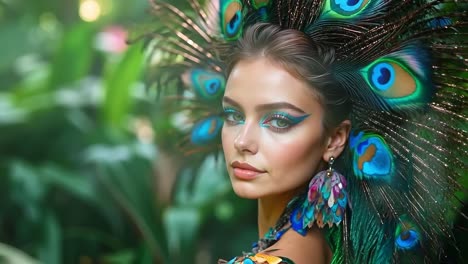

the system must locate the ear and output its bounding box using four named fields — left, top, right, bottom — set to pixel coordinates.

left=323, top=120, right=351, bottom=161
